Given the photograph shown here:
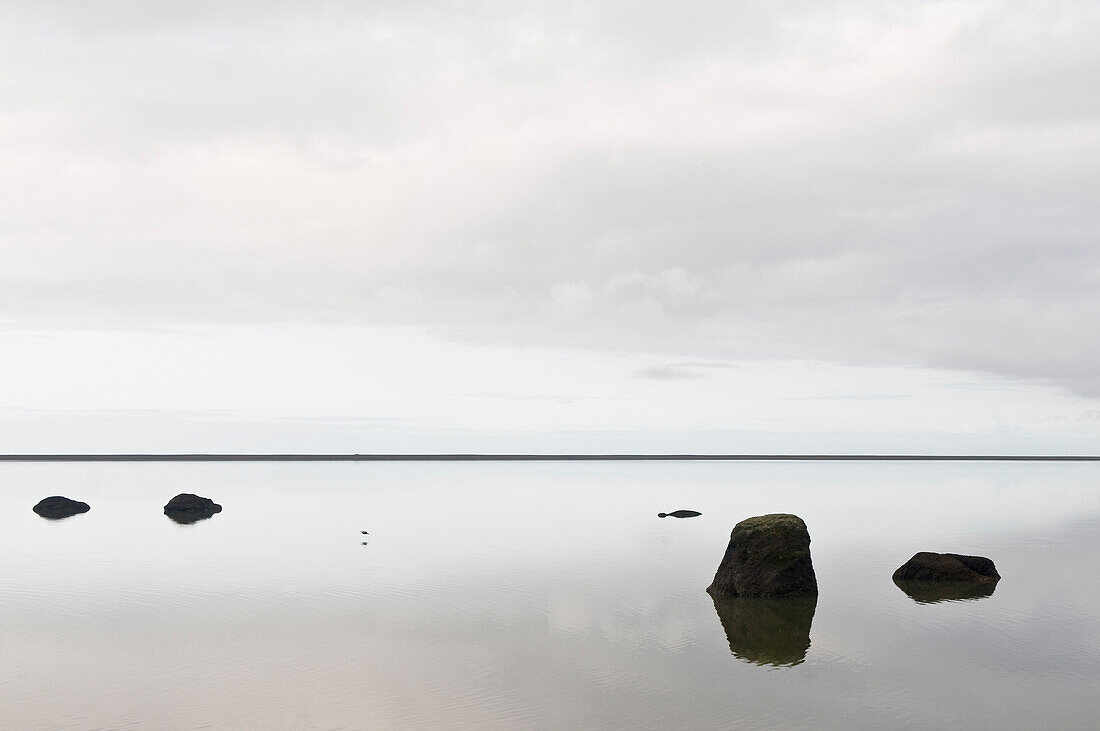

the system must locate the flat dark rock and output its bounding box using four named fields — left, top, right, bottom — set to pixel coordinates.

left=707, top=513, right=818, bottom=598
left=892, top=552, right=999, bottom=583
left=712, top=595, right=817, bottom=666
left=33, top=496, right=90, bottom=520
left=893, top=578, right=997, bottom=604
left=163, top=493, right=222, bottom=524
left=658, top=510, right=701, bottom=518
